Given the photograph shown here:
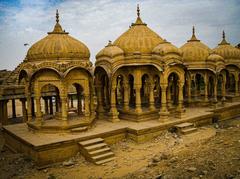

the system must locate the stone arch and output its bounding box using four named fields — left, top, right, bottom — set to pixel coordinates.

left=94, top=66, right=110, bottom=115
left=162, top=66, right=185, bottom=84
left=18, top=69, right=29, bottom=85
left=31, top=67, right=62, bottom=82
left=64, top=66, right=92, bottom=79
left=40, top=83, right=61, bottom=118
left=66, top=83, right=85, bottom=117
